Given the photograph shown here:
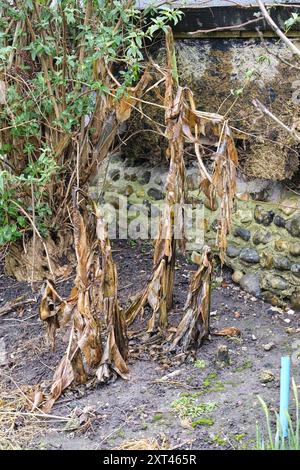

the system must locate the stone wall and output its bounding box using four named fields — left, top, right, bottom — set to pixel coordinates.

left=221, top=194, right=300, bottom=310
left=92, top=156, right=300, bottom=310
